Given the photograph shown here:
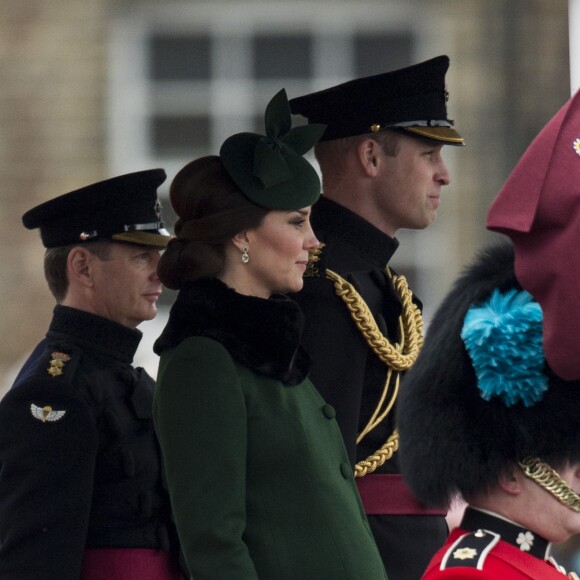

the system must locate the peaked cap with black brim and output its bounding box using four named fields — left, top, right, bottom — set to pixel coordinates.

left=289, top=55, right=463, bottom=146
left=22, top=169, right=171, bottom=249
